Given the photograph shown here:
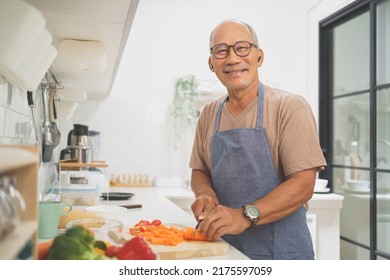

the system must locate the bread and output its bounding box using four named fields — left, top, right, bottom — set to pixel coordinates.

left=58, top=210, right=101, bottom=229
